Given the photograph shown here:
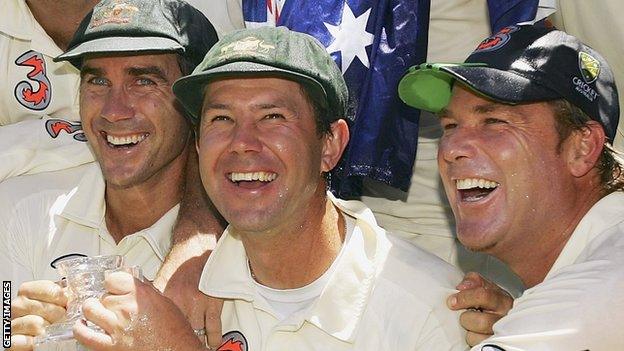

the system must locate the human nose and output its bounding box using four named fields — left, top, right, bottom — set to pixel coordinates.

left=439, top=127, right=479, bottom=163
left=229, top=121, right=262, bottom=154
left=100, top=86, right=134, bottom=123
